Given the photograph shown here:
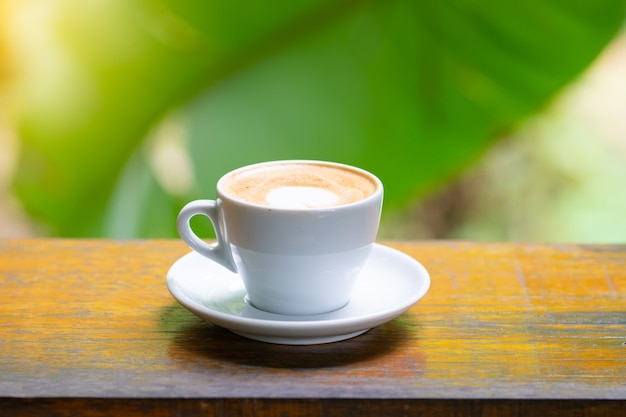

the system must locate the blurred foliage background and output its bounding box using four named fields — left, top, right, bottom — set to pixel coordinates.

left=1, top=0, right=625, bottom=242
